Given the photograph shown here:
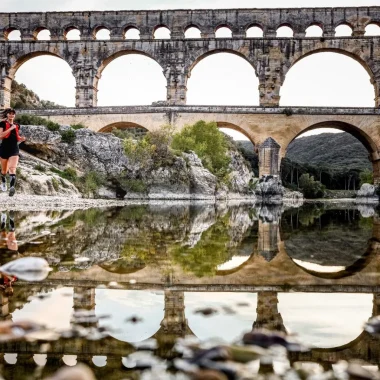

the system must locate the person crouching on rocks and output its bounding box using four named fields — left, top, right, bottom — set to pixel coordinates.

left=0, top=108, right=26, bottom=197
